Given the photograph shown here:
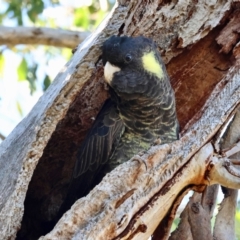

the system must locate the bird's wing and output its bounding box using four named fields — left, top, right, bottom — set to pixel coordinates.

left=73, top=98, right=125, bottom=178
